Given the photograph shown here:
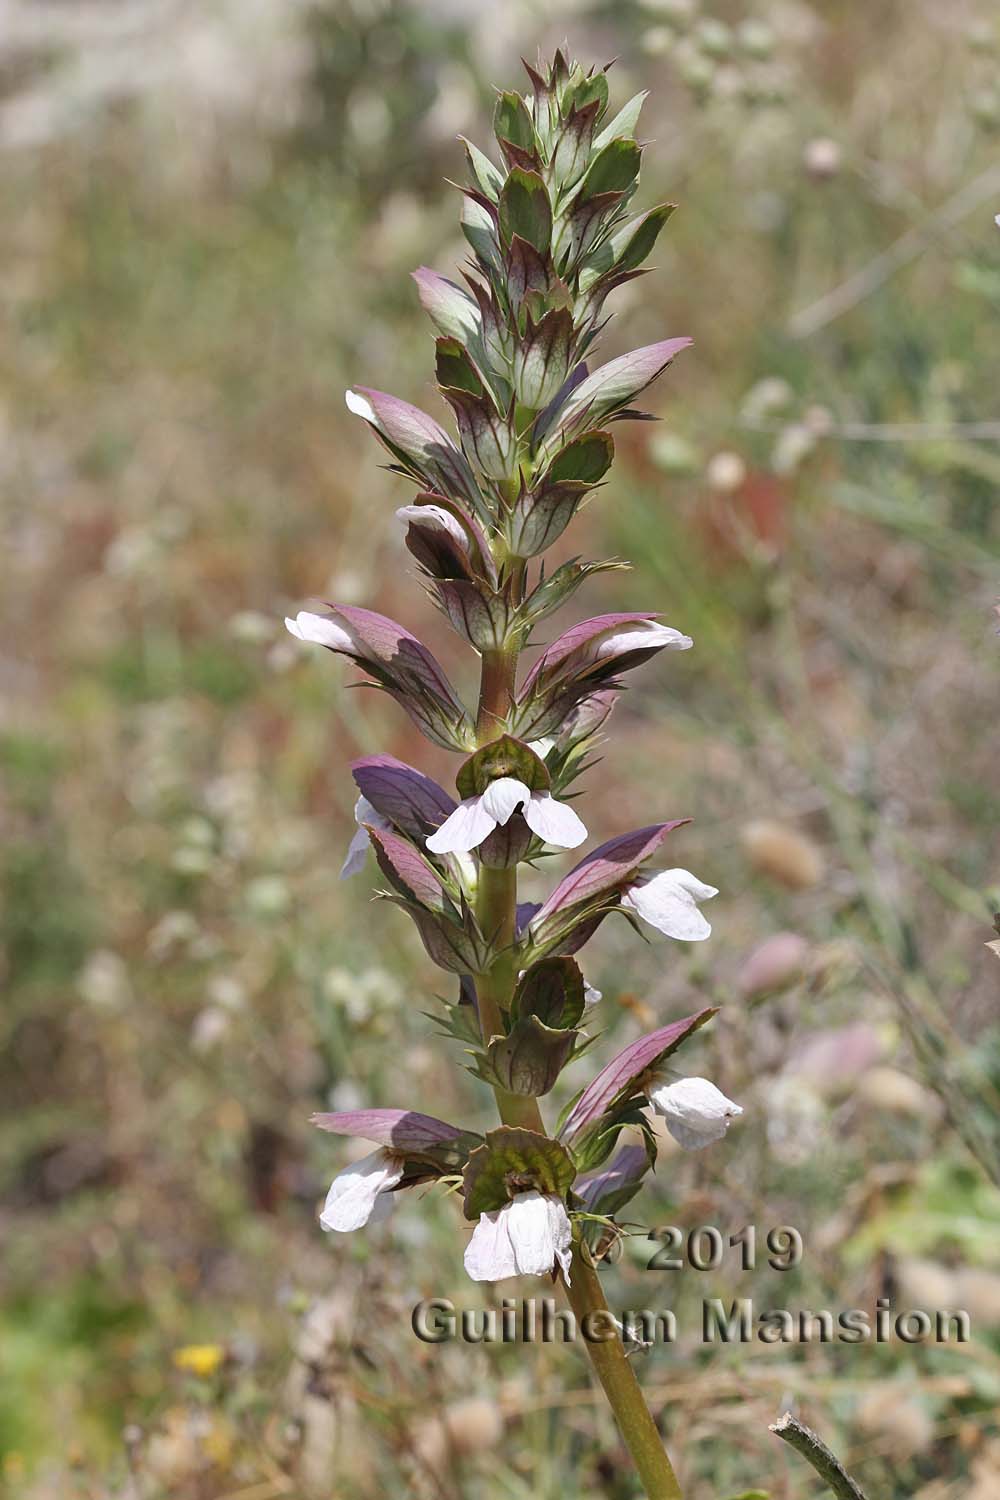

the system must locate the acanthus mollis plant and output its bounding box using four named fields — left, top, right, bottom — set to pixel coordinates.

left=285, top=51, right=743, bottom=1500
